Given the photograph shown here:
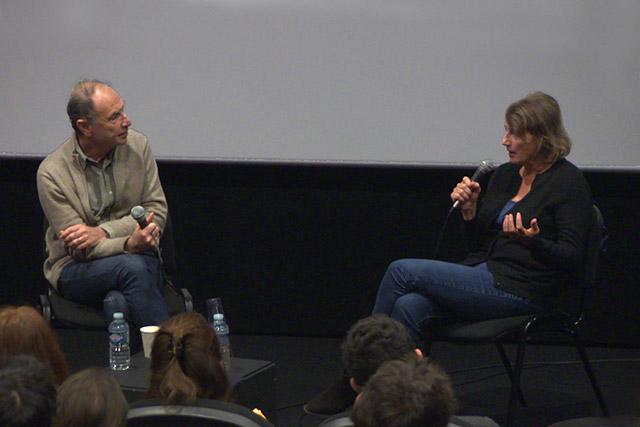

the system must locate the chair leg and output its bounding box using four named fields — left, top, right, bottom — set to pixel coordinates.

left=40, top=294, right=52, bottom=325
left=504, top=339, right=526, bottom=427
left=571, top=330, right=610, bottom=416
left=180, top=288, right=194, bottom=313
left=496, top=343, right=527, bottom=407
